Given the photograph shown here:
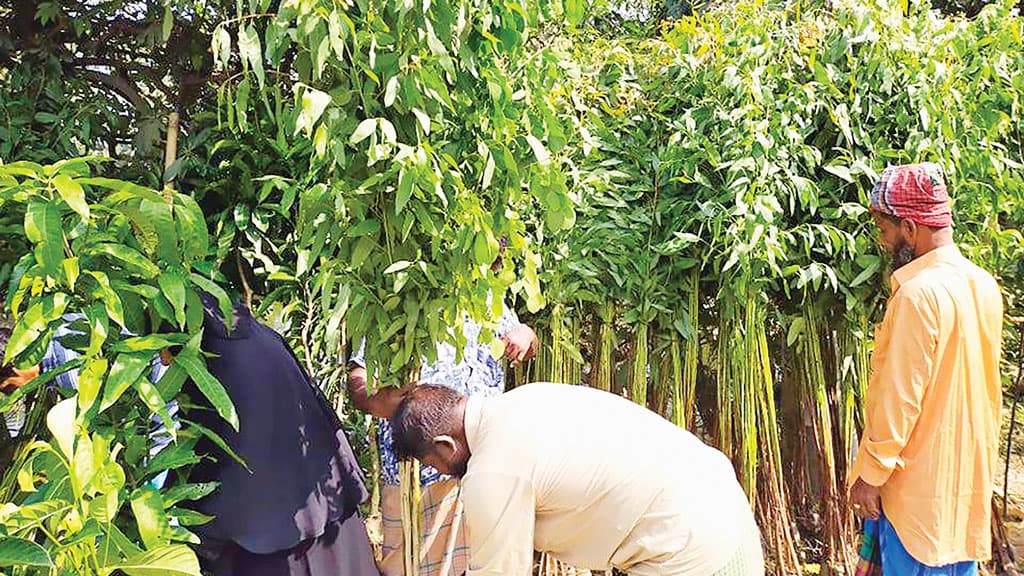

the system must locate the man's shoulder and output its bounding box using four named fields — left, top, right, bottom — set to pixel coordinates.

left=895, top=256, right=1001, bottom=314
